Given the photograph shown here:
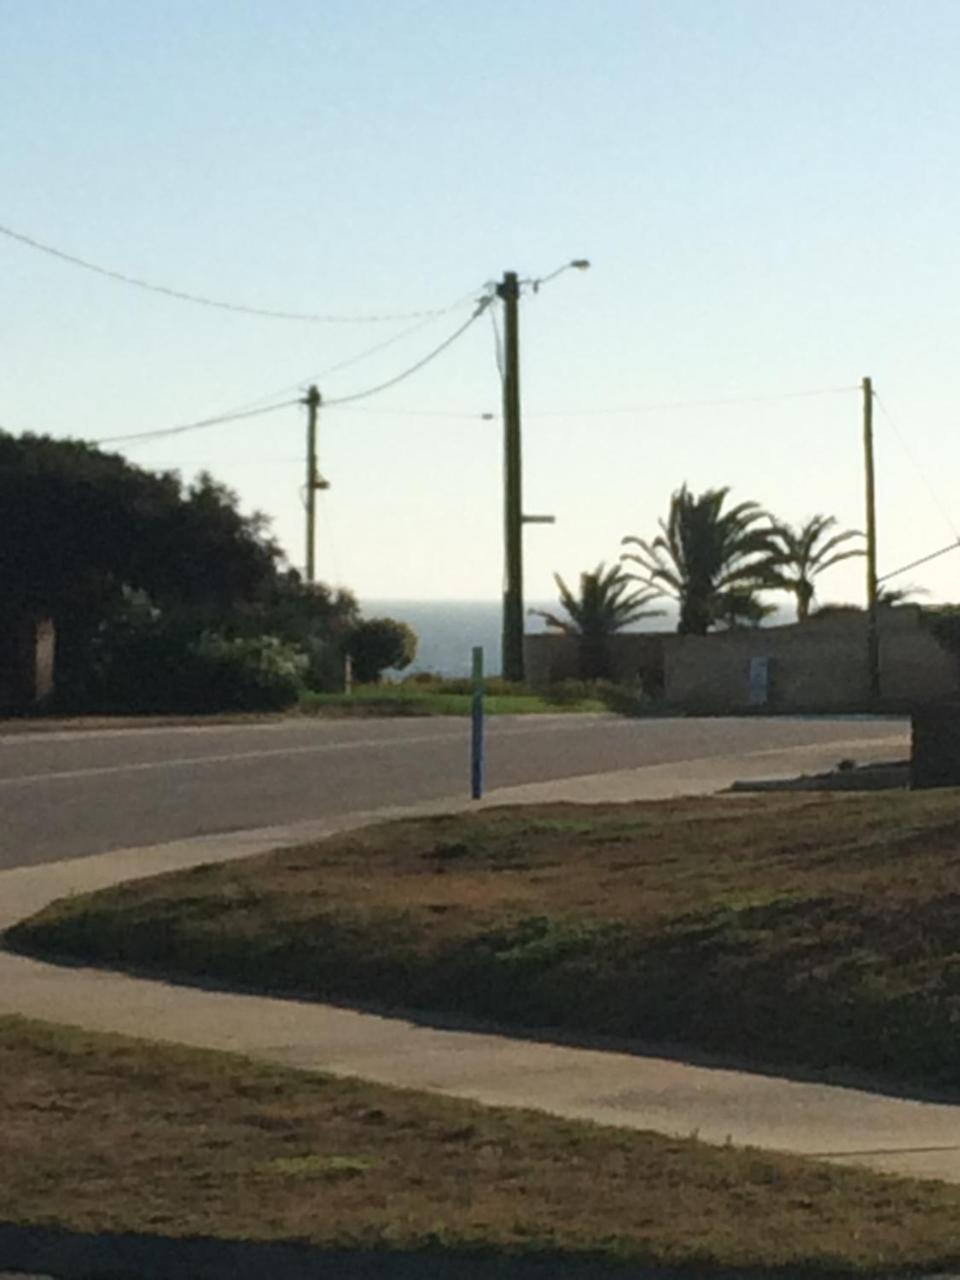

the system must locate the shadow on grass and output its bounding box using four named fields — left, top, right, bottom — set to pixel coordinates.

left=7, top=928, right=960, bottom=1111
left=0, top=1223, right=916, bottom=1280
left=727, top=761, right=909, bottom=794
